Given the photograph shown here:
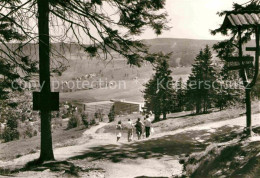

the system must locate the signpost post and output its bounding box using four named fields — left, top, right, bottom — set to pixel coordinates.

left=221, top=12, right=260, bottom=136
